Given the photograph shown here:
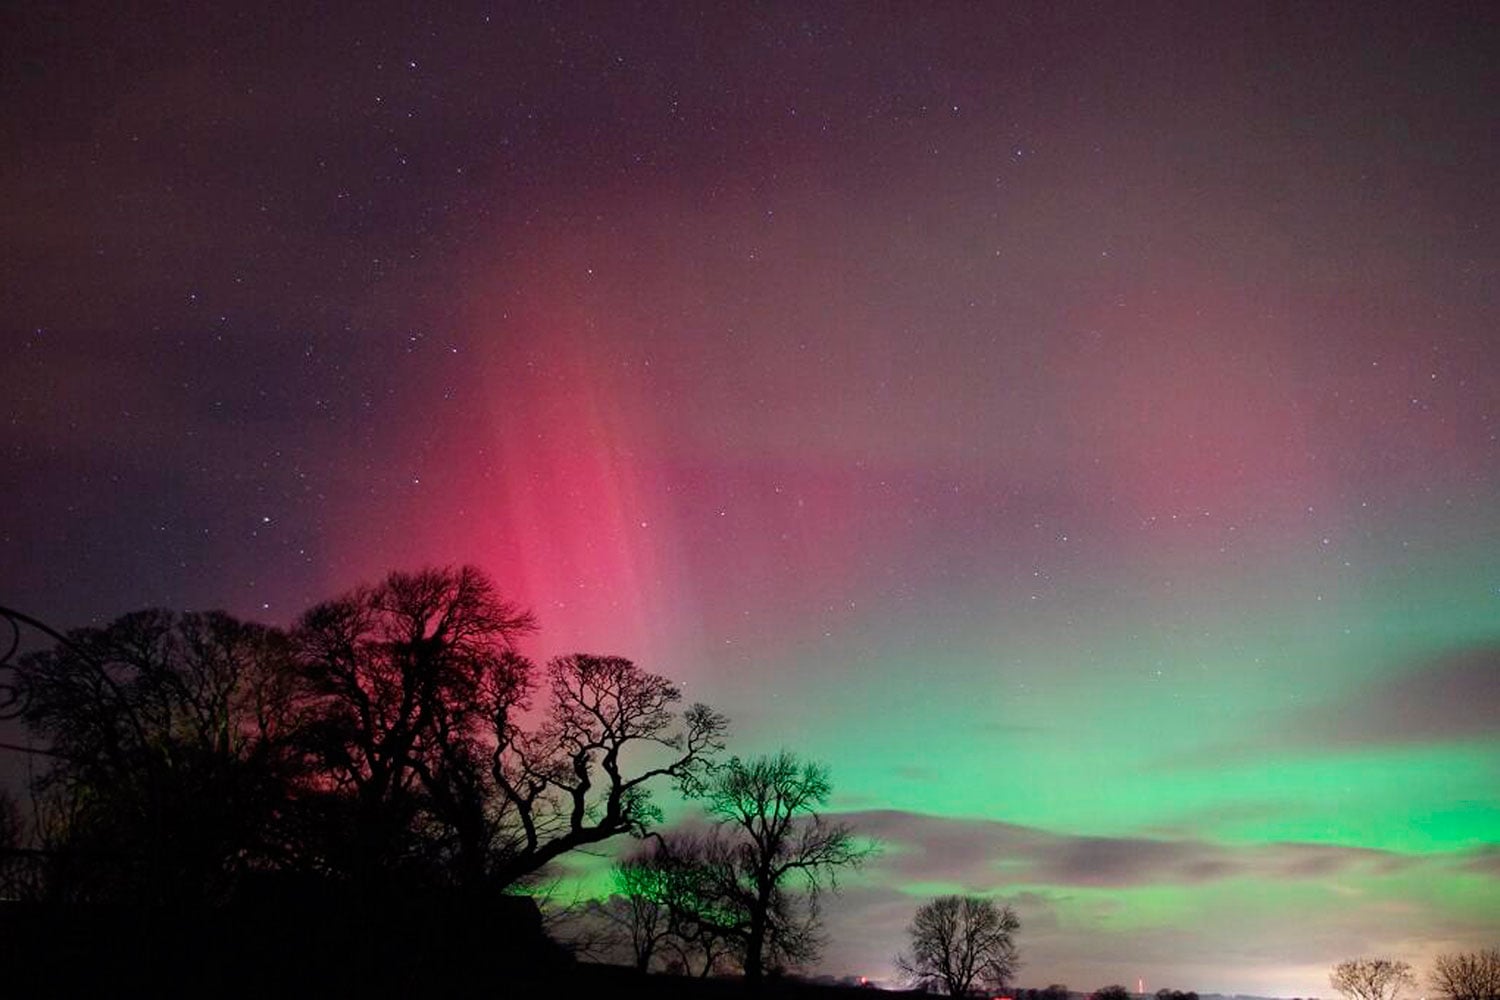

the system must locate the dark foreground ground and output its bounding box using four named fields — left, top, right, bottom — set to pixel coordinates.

left=0, top=898, right=907, bottom=997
